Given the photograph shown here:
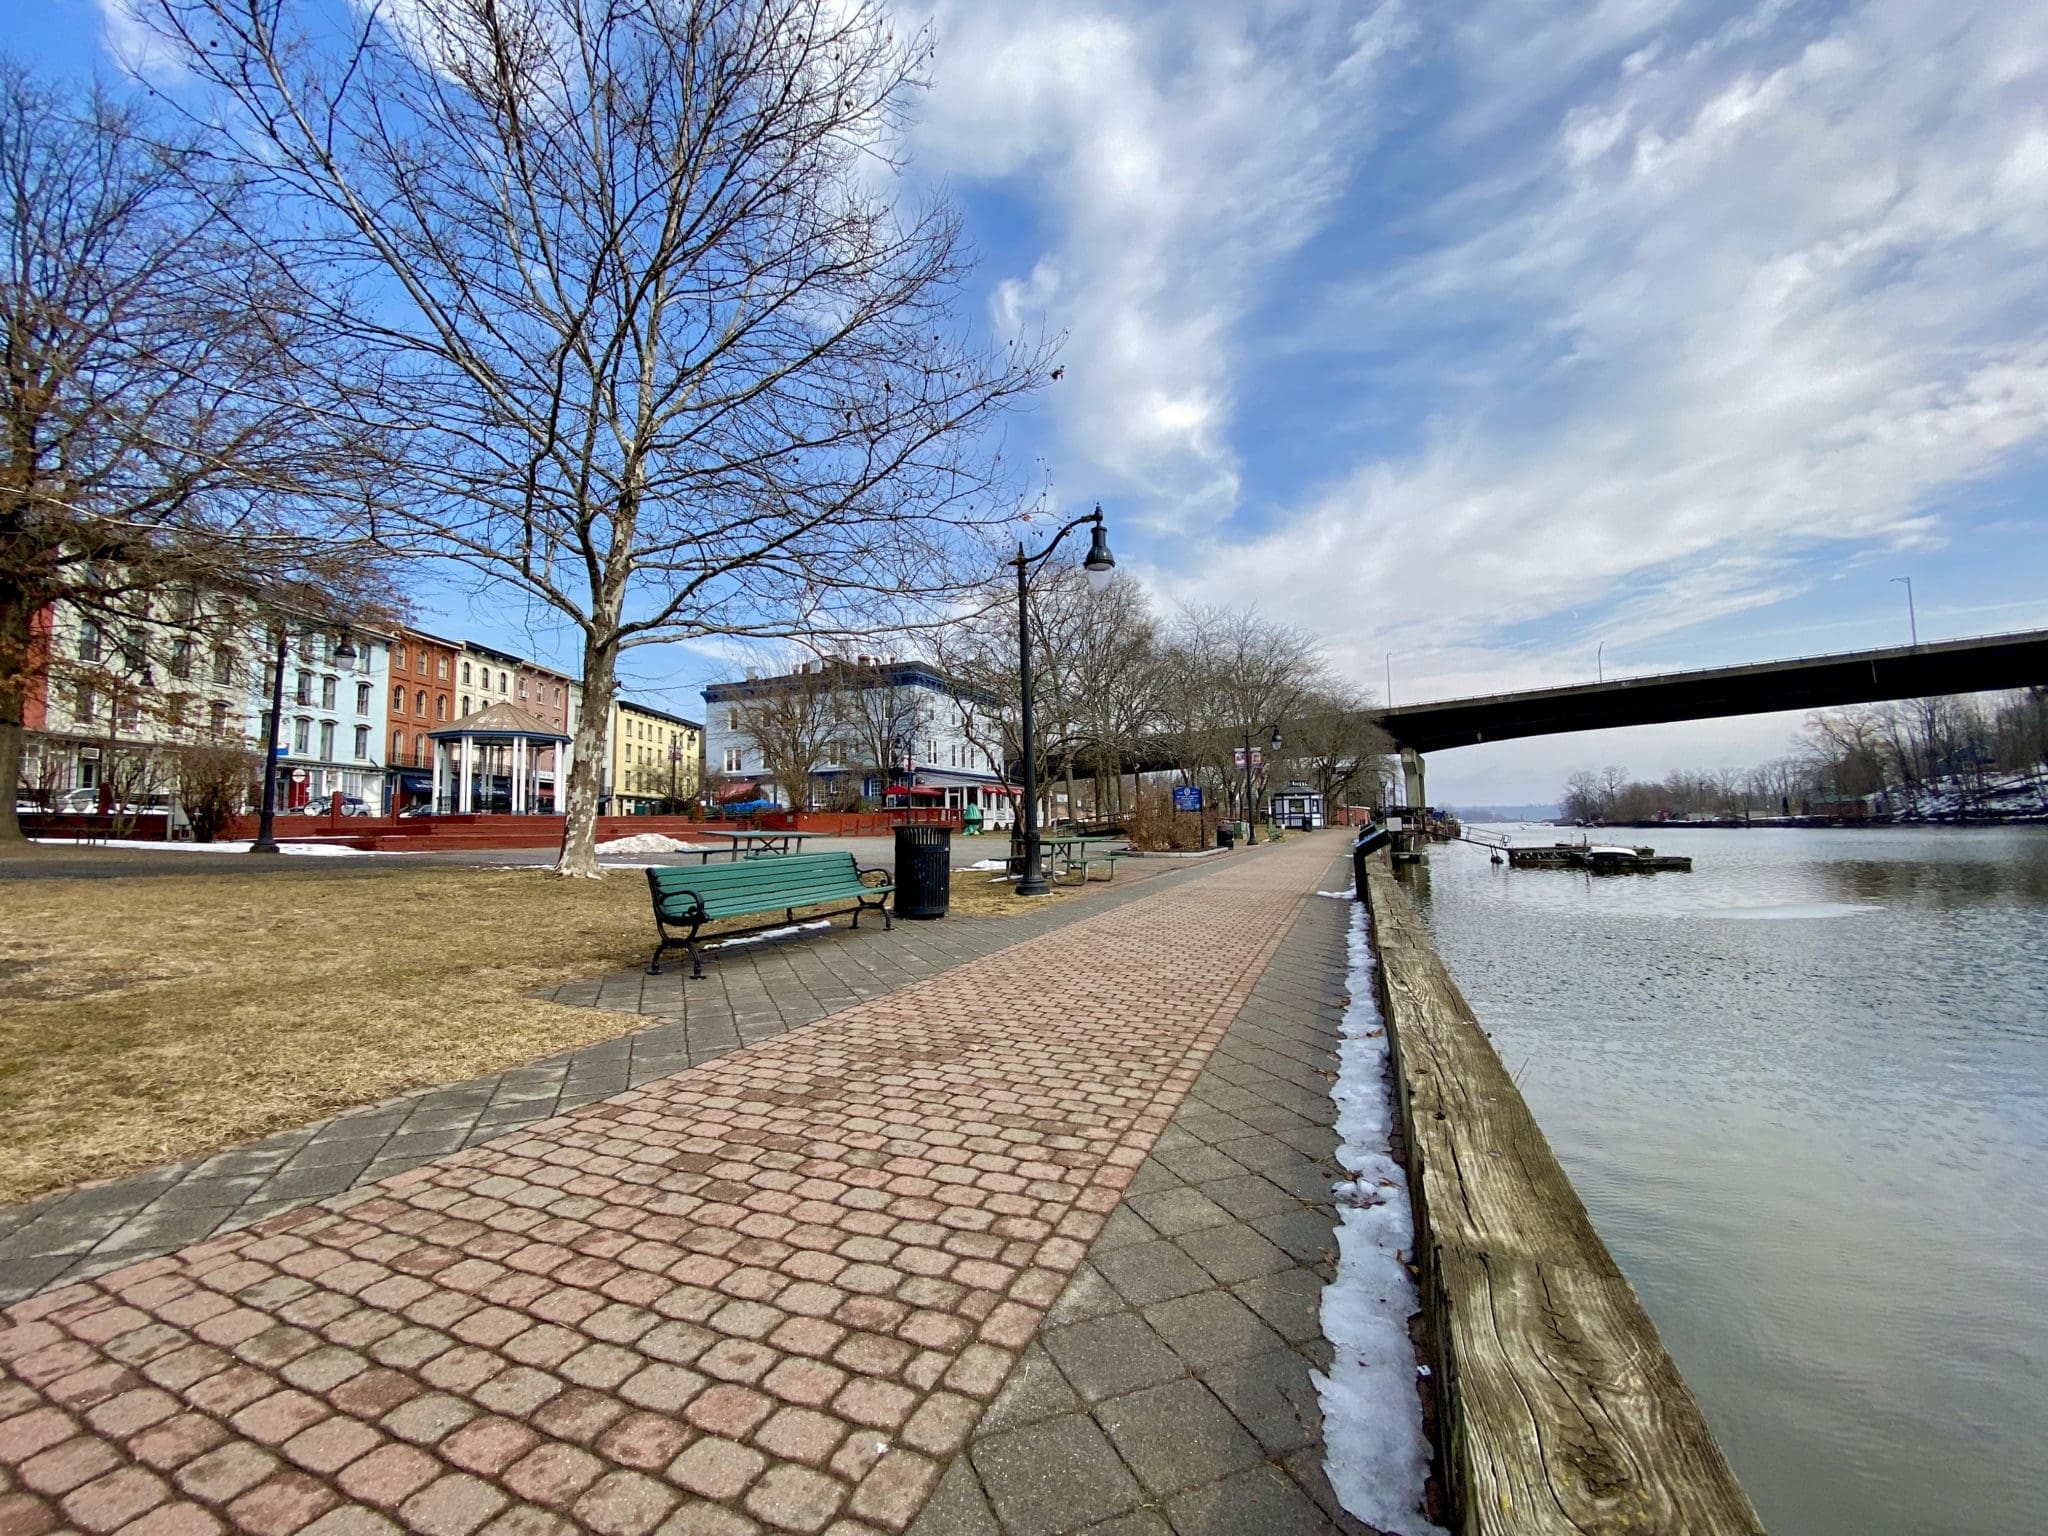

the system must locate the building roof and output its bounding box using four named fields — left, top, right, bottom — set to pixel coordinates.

left=703, top=657, right=989, bottom=706
left=427, top=701, right=572, bottom=742
left=616, top=699, right=703, bottom=730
